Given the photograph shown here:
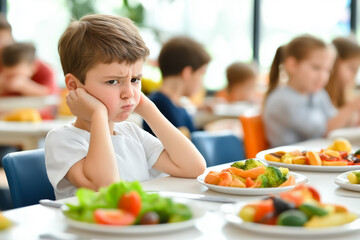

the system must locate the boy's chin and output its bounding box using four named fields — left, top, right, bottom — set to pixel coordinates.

left=112, top=112, right=132, bottom=122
